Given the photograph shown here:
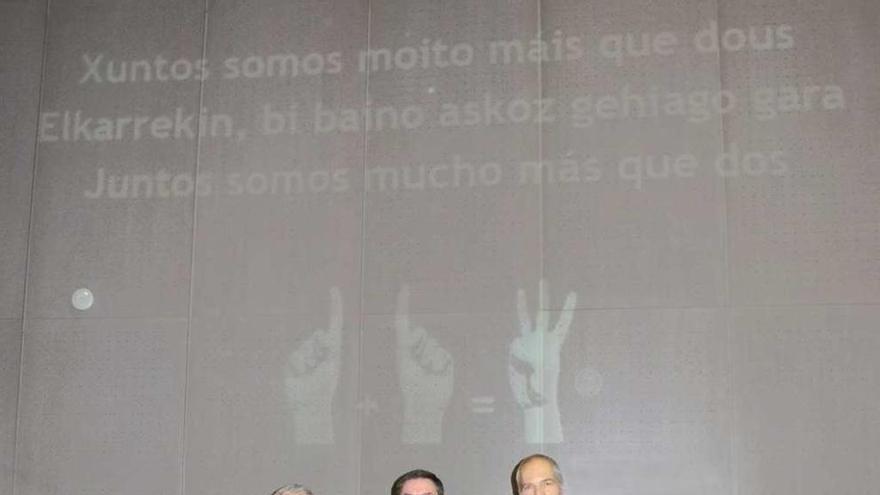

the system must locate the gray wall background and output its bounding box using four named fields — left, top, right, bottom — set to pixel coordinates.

left=2, top=0, right=879, bottom=494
